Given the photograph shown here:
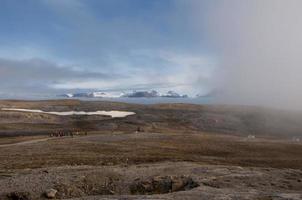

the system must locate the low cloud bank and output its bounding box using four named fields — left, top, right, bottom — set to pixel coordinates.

left=202, top=0, right=302, bottom=109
